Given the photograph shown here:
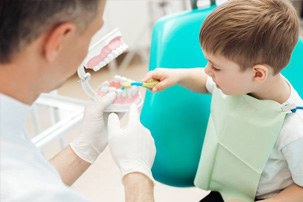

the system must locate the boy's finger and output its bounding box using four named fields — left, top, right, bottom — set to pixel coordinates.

left=142, top=71, right=154, bottom=82
left=142, top=69, right=165, bottom=82
left=153, top=80, right=170, bottom=92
